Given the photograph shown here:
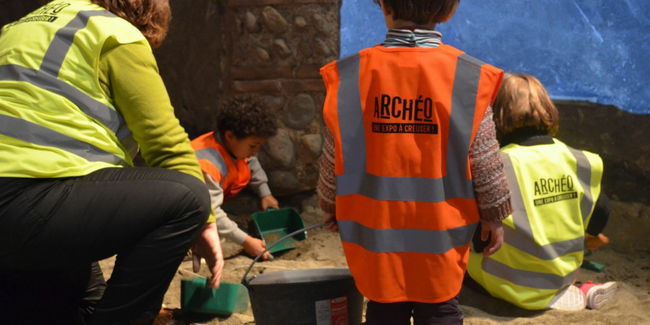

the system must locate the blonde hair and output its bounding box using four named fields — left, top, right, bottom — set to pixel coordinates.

left=493, top=73, right=559, bottom=140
